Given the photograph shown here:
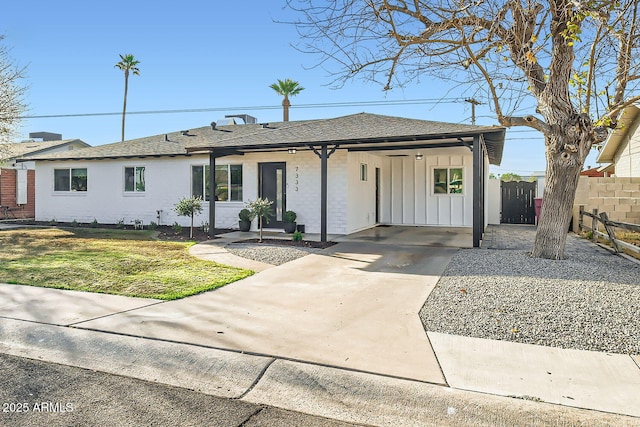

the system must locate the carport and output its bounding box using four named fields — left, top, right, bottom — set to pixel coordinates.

left=185, top=113, right=505, bottom=247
